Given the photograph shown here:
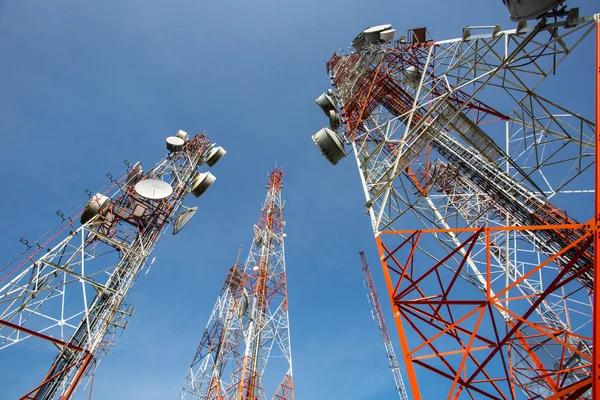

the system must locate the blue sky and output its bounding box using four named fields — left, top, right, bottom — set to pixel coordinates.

left=0, top=1, right=598, bottom=399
